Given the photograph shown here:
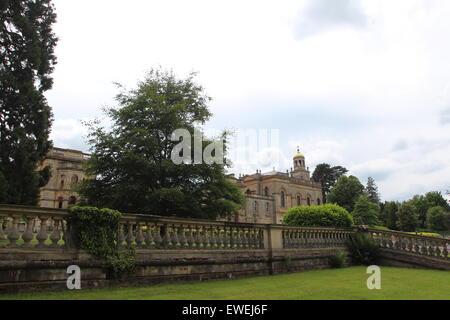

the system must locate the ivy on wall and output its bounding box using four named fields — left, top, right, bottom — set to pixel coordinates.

left=66, top=206, right=136, bottom=279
